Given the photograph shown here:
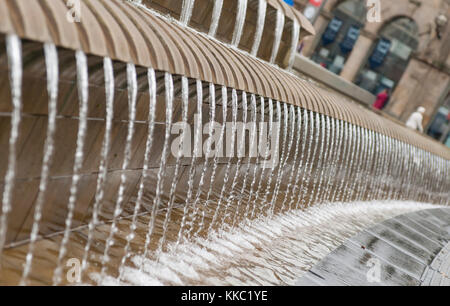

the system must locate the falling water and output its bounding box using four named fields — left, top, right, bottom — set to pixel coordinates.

left=298, top=111, right=319, bottom=208
left=251, top=0, right=267, bottom=57
left=310, top=114, right=327, bottom=205
left=322, top=118, right=342, bottom=202
left=288, top=21, right=301, bottom=70
left=0, top=35, right=22, bottom=256
left=231, top=0, right=248, bottom=48
left=270, top=103, right=290, bottom=215
left=371, top=132, right=383, bottom=201
left=280, top=106, right=302, bottom=211
left=270, top=9, right=285, bottom=64
left=255, top=99, right=275, bottom=216
left=290, top=108, right=309, bottom=210
left=247, top=97, right=265, bottom=219
left=185, top=83, right=216, bottom=240
left=81, top=57, right=115, bottom=276
left=176, top=80, right=203, bottom=246
left=53, top=51, right=89, bottom=285
left=180, top=0, right=196, bottom=26
left=142, top=72, right=174, bottom=261
left=232, top=94, right=257, bottom=229
left=331, top=120, right=347, bottom=202
left=196, top=86, right=228, bottom=237
left=220, top=91, right=247, bottom=229
left=209, top=0, right=223, bottom=37
left=262, top=101, right=281, bottom=217
left=348, top=125, right=363, bottom=202
left=210, top=89, right=238, bottom=231
left=119, top=68, right=158, bottom=277
left=21, top=43, right=59, bottom=285
left=155, top=76, right=188, bottom=255
left=335, top=121, right=352, bottom=202
left=99, top=63, right=138, bottom=279
left=360, top=128, right=373, bottom=200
